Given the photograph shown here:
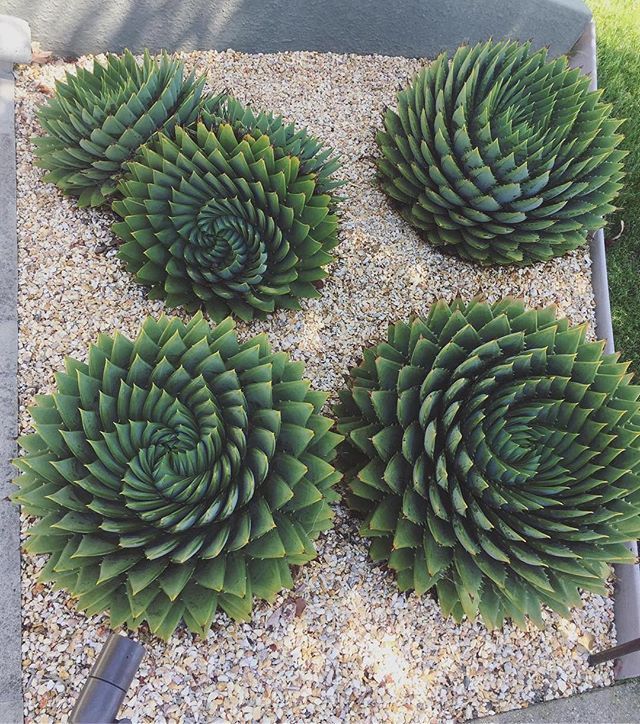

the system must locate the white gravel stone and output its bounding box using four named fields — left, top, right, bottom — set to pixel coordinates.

left=14, top=49, right=615, bottom=723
